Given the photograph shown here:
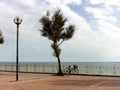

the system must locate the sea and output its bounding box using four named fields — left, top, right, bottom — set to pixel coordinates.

left=0, top=62, right=120, bottom=76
